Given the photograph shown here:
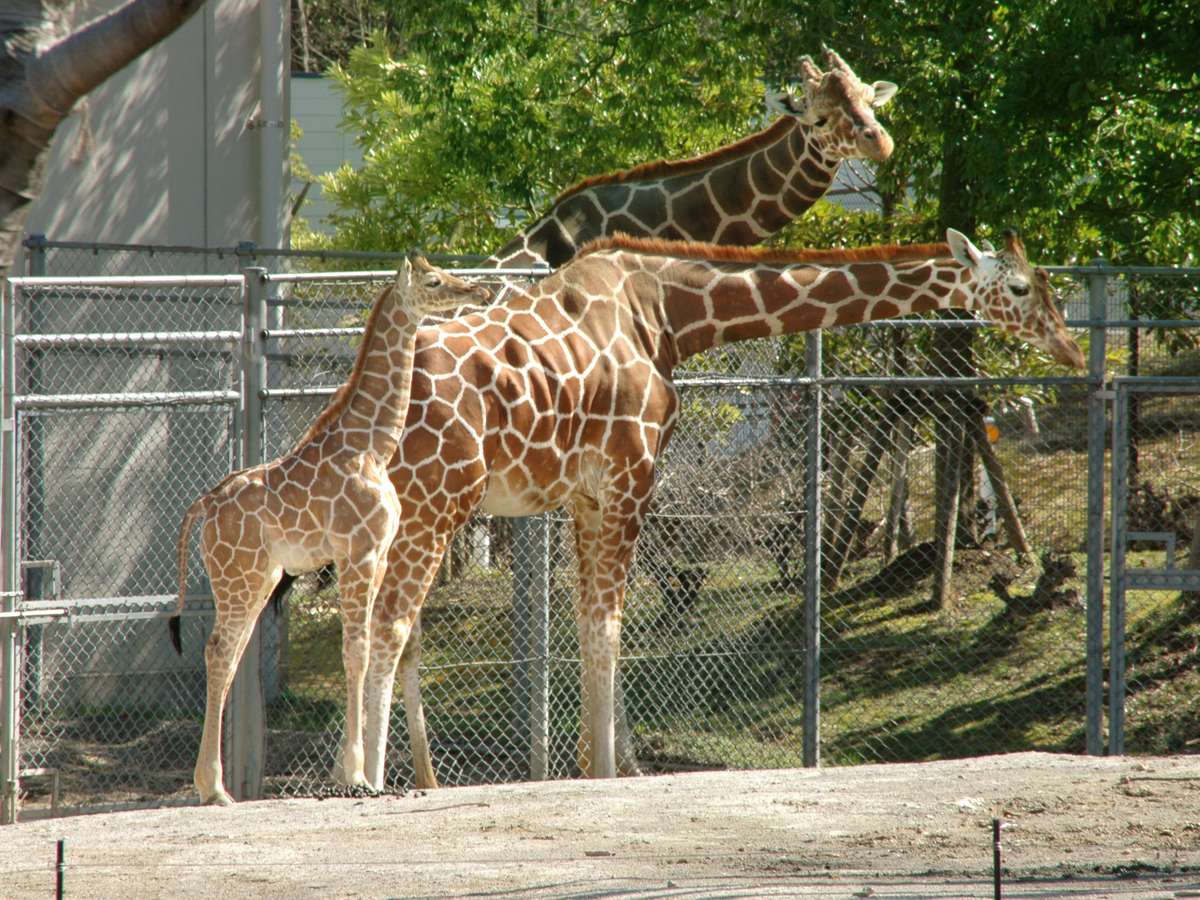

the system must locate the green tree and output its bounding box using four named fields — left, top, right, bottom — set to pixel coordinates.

left=308, top=2, right=771, bottom=254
